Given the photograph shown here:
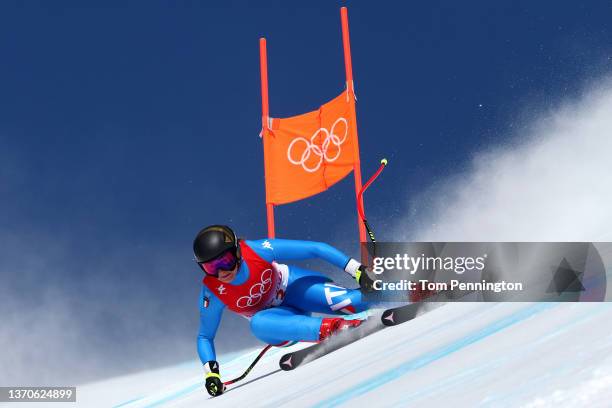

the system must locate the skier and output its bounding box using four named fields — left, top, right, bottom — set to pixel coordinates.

left=194, top=225, right=374, bottom=397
